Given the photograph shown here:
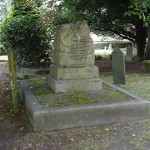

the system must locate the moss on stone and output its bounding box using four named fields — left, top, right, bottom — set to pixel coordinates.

left=54, top=92, right=99, bottom=107
left=31, top=79, right=132, bottom=107
left=31, top=80, right=47, bottom=87
left=29, top=79, right=53, bottom=96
